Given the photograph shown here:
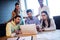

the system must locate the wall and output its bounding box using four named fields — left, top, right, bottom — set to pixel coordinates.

left=0, top=0, right=18, bottom=24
